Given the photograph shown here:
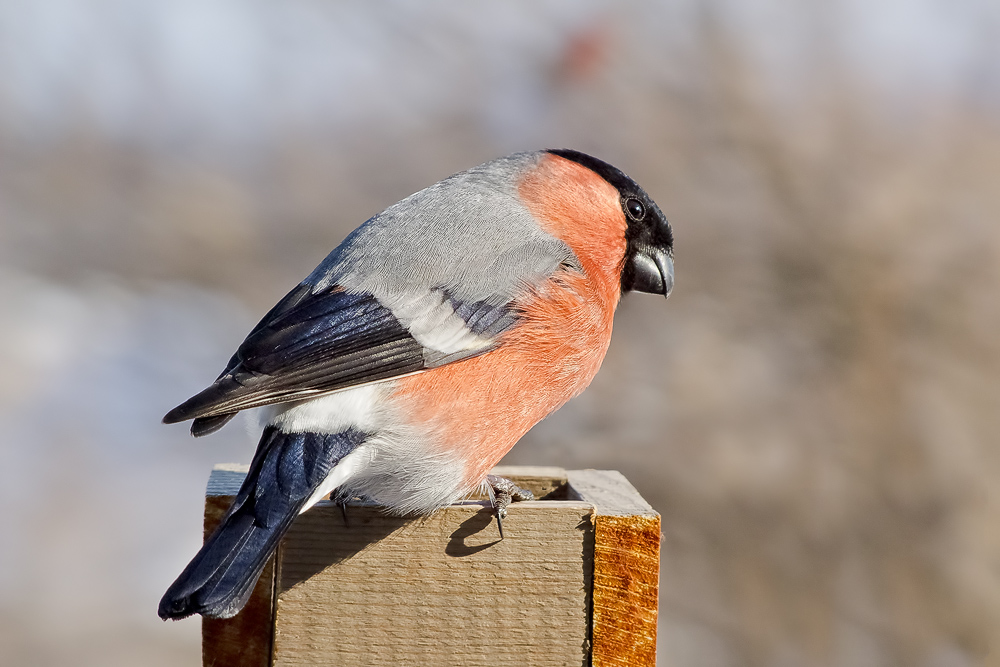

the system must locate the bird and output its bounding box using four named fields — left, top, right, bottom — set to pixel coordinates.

left=158, top=149, right=673, bottom=621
